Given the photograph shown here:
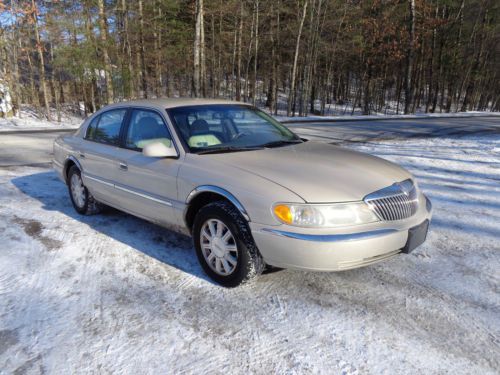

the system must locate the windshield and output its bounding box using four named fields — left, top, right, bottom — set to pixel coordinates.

left=167, top=105, right=301, bottom=153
